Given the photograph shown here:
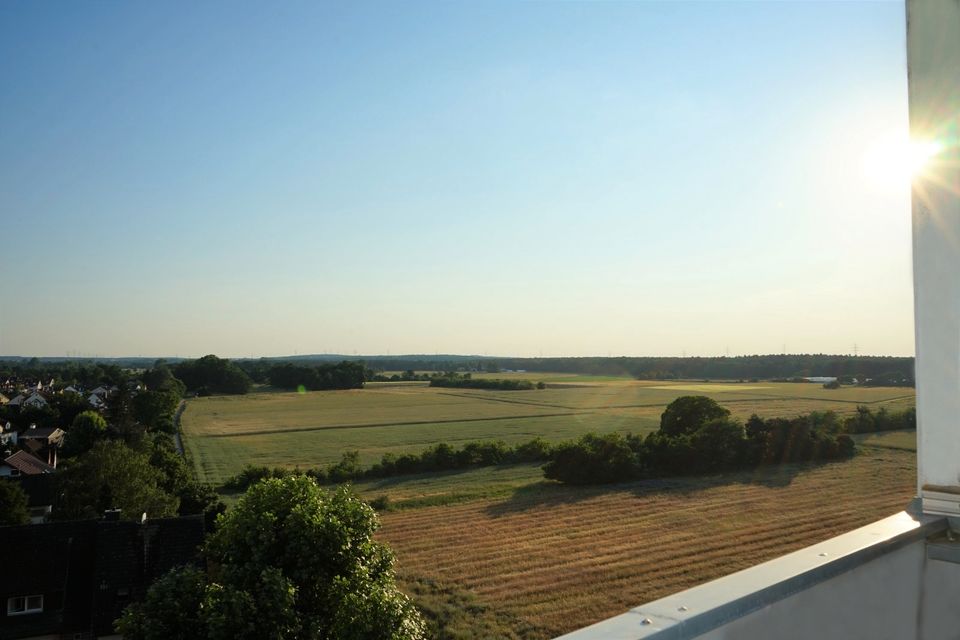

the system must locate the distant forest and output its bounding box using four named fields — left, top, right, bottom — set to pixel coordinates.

left=243, top=354, right=914, bottom=385
left=1, top=354, right=914, bottom=386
